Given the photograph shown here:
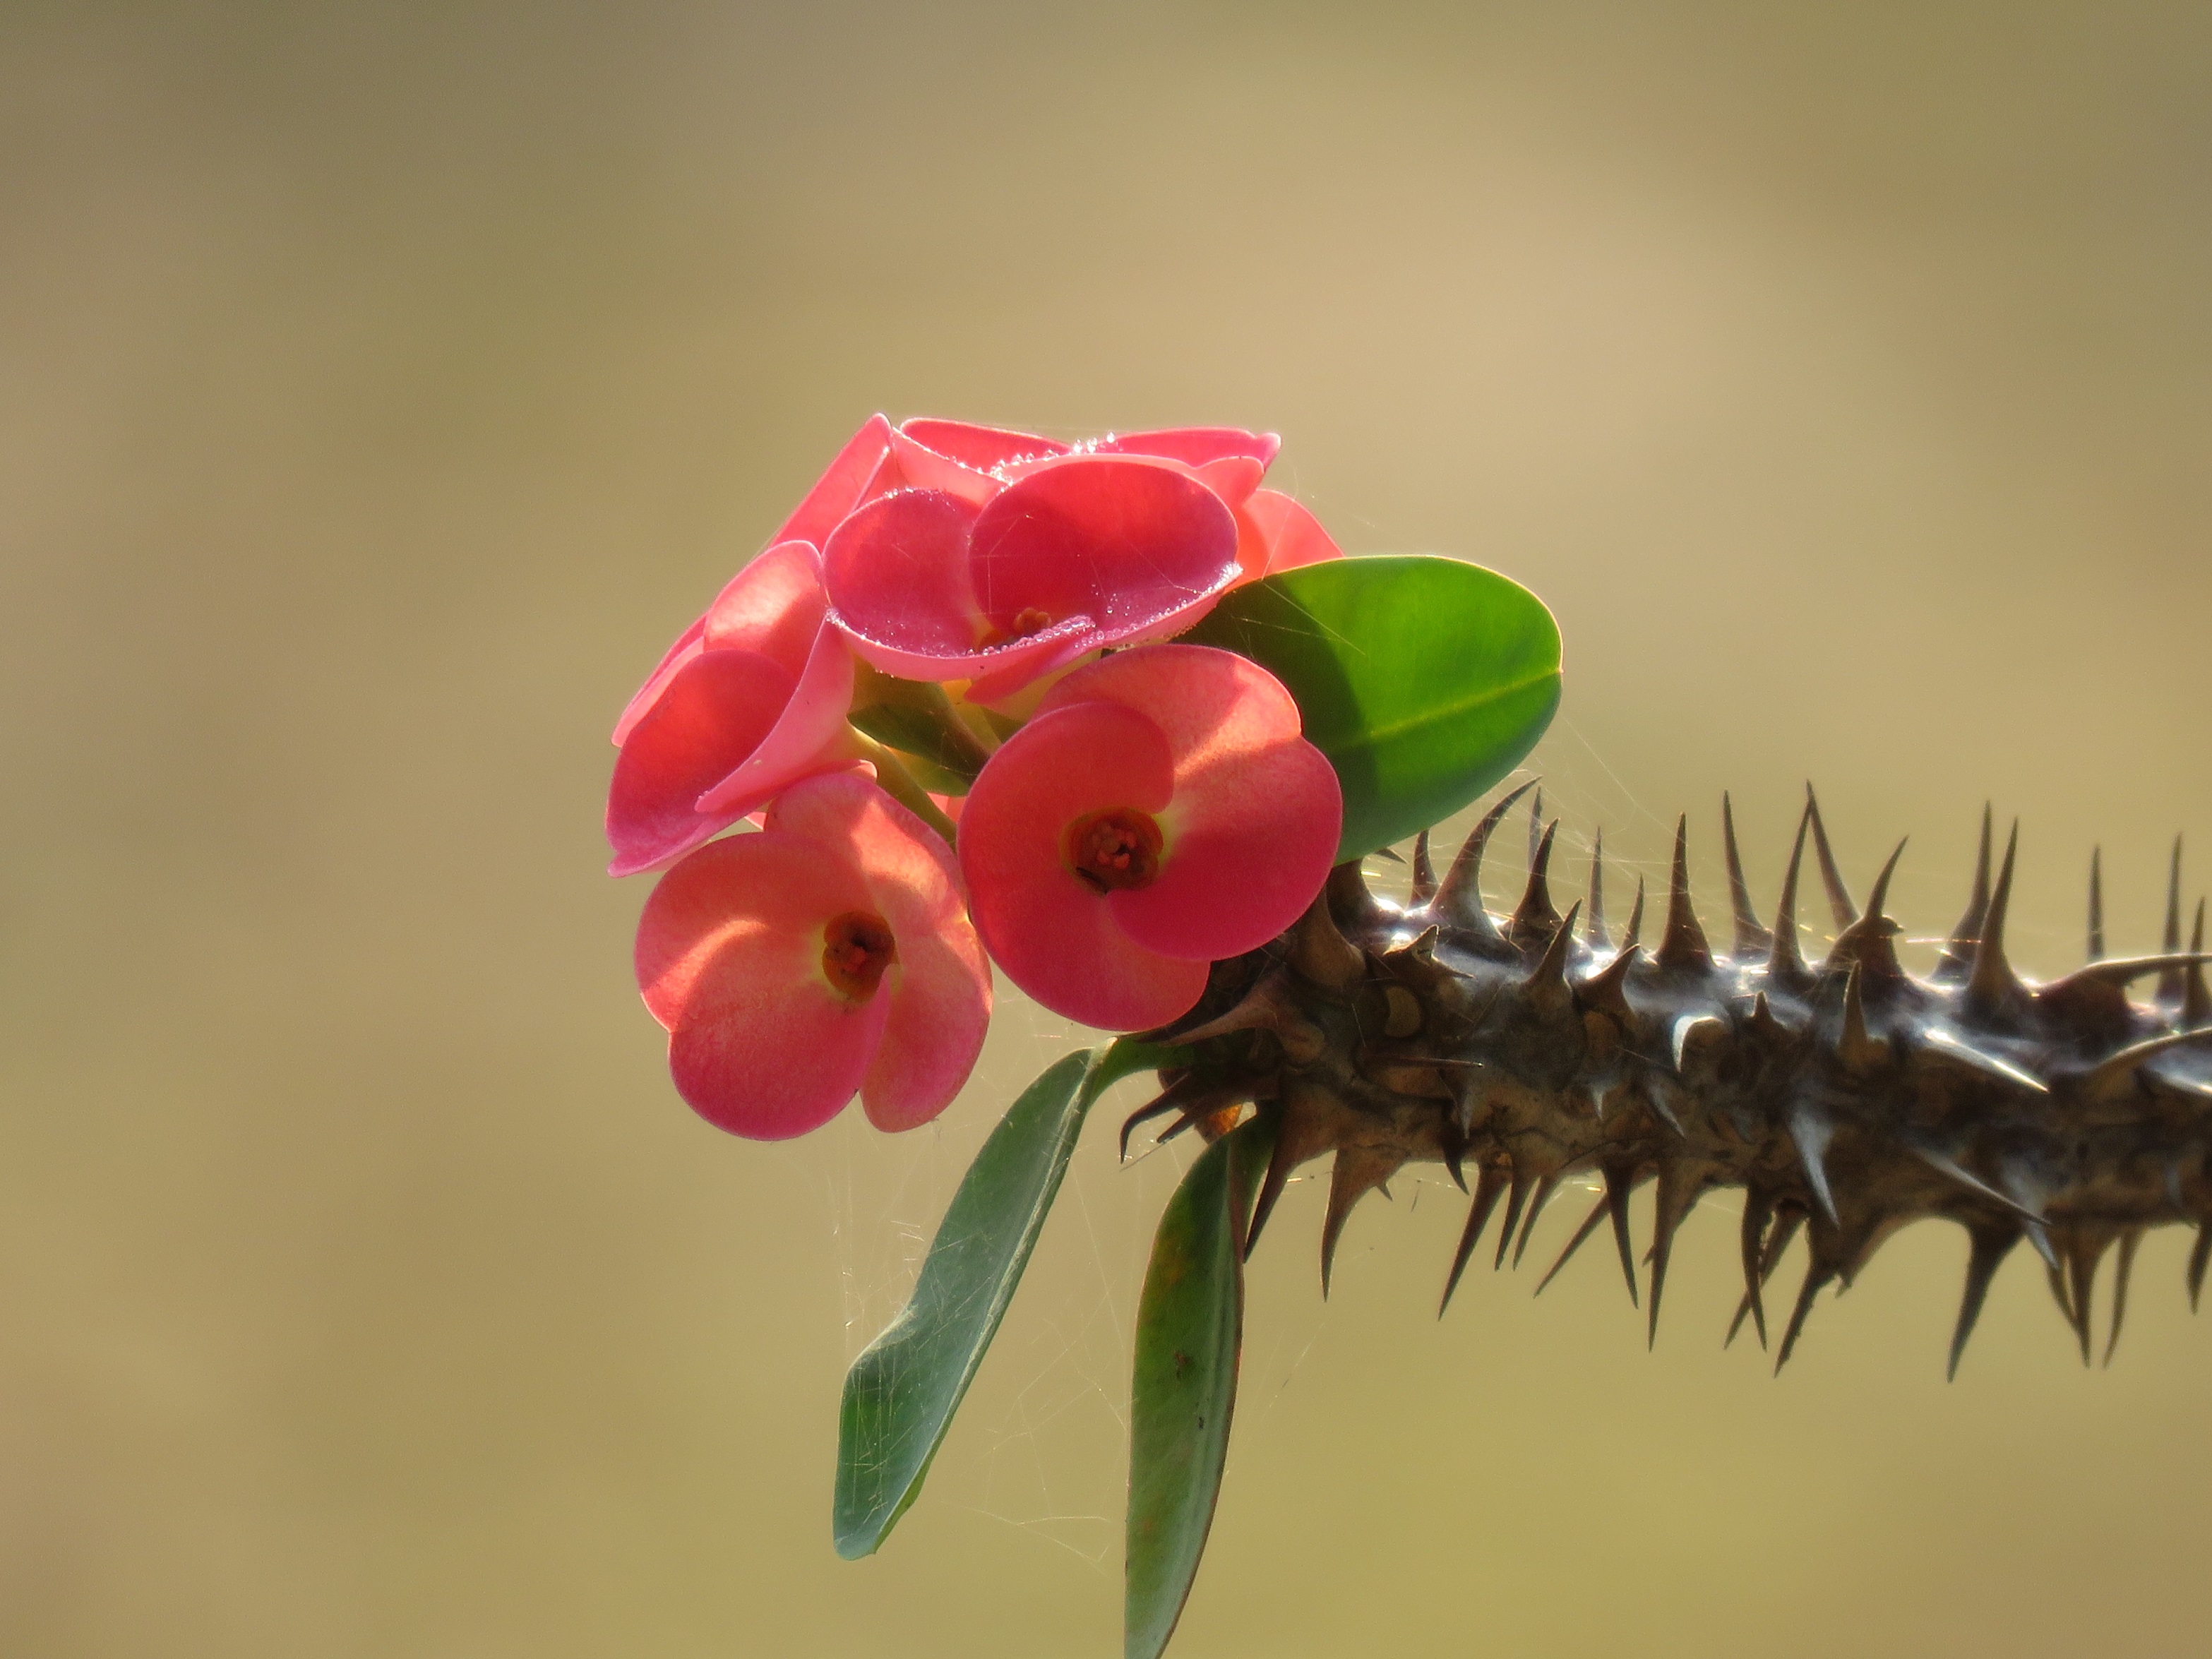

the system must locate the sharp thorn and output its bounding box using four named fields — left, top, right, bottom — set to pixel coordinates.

left=1606, top=1166, right=1641, bottom=1309
left=1508, top=821, right=1563, bottom=947
left=1644, top=1161, right=1702, bottom=1350
left=1526, top=902, right=1582, bottom=1017
left=1725, top=1291, right=1756, bottom=1348
left=1837, top=962, right=1887, bottom=1074
left=1824, top=837, right=1909, bottom=980
left=1579, top=943, right=1642, bottom=1023
left=2081, top=1029, right=2212, bottom=1101
left=1320, top=1148, right=1400, bottom=1298
left=1622, top=878, right=1646, bottom=951
left=1434, top=780, right=1539, bottom=943
left=1440, top=1161, right=1510, bottom=1317
left=1586, top=829, right=1608, bottom=950
left=2045, top=1257, right=2072, bottom=1323
left=1965, top=822, right=2026, bottom=1022
left=1120, top=1076, right=1204, bottom=1160
left=1774, top=1260, right=1836, bottom=1375
left=2103, top=1229, right=2141, bottom=1367
left=2064, top=1235, right=2102, bottom=1367
left=1761, top=1209, right=1806, bottom=1286
left=1534, top=1194, right=1611, bottom=1295
left=1288, top=880, right=1367, bottom=991
left=1865, top=837, right=1907, bottom=923
left=1409, top=829, right=1438, bottom=906
left=1723, top=793, right=1774, bottom=957
left=1766, top=803, right=1811, bottom=985
left=1910, top=1143, right=2047, bottom=1223
left=1804, top=783, right=1857, bottom=928
left=1735, top=1194, right=1771, bottom=1350
left=1325, top=858, right=1388, bottom=934
left=1934, top=804, right=1995, bottom=984
left=2087, top=846, right=2105, bottom=962
left=2158, top=837, right=2185, bottom=1010
left=1243, top=1127, right=1301, bottom=1261
left=1493, top=1166, right=1533, bottom=1272
left=1788, top=1107, right=1840, bottom=1228
left=1656, top=815, right=1711, bottom=969
left=2025, top=1219, right=2059, bottom=1274
left=2039, top=952, right=2212, bottom=1004
left=2187, top=899, right=2209, bottom=1029
left=1440, top=1122, right=1469, bottom=1194
left=1948, top=1223, right=2021, bottom=1382
left=1918, top=1025, right=2050, bottom=1093
left=1511, top=1171, right=1562, bottom=1268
